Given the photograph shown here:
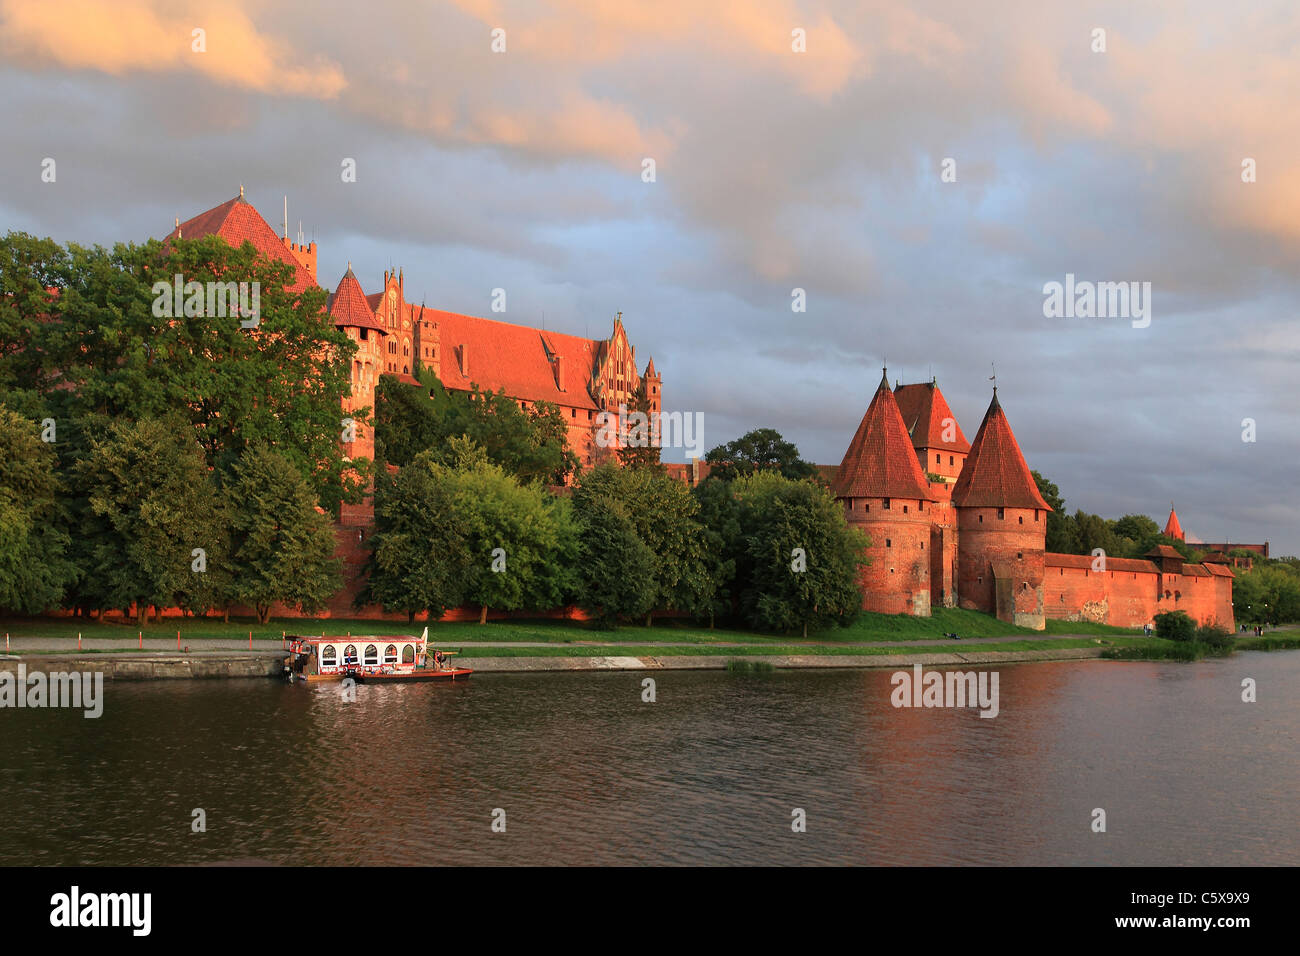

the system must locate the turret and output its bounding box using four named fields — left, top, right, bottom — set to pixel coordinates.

left=952, top=388, right=1051, bottom=629
left=833, top=368, right=936, bottom=616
